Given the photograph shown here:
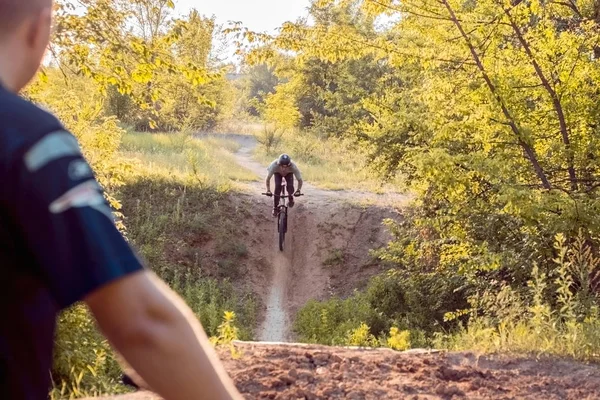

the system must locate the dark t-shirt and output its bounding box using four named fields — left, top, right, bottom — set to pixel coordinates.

left=0, top=84, right=144, bottom=399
